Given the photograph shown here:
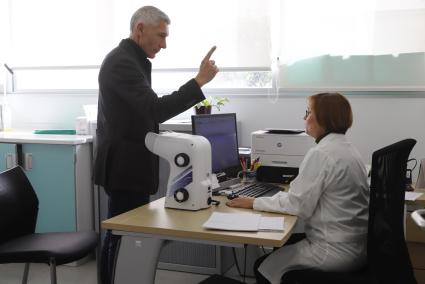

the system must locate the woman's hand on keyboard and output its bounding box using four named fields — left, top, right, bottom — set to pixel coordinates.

left=226, top=196, right=255, bottom=209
